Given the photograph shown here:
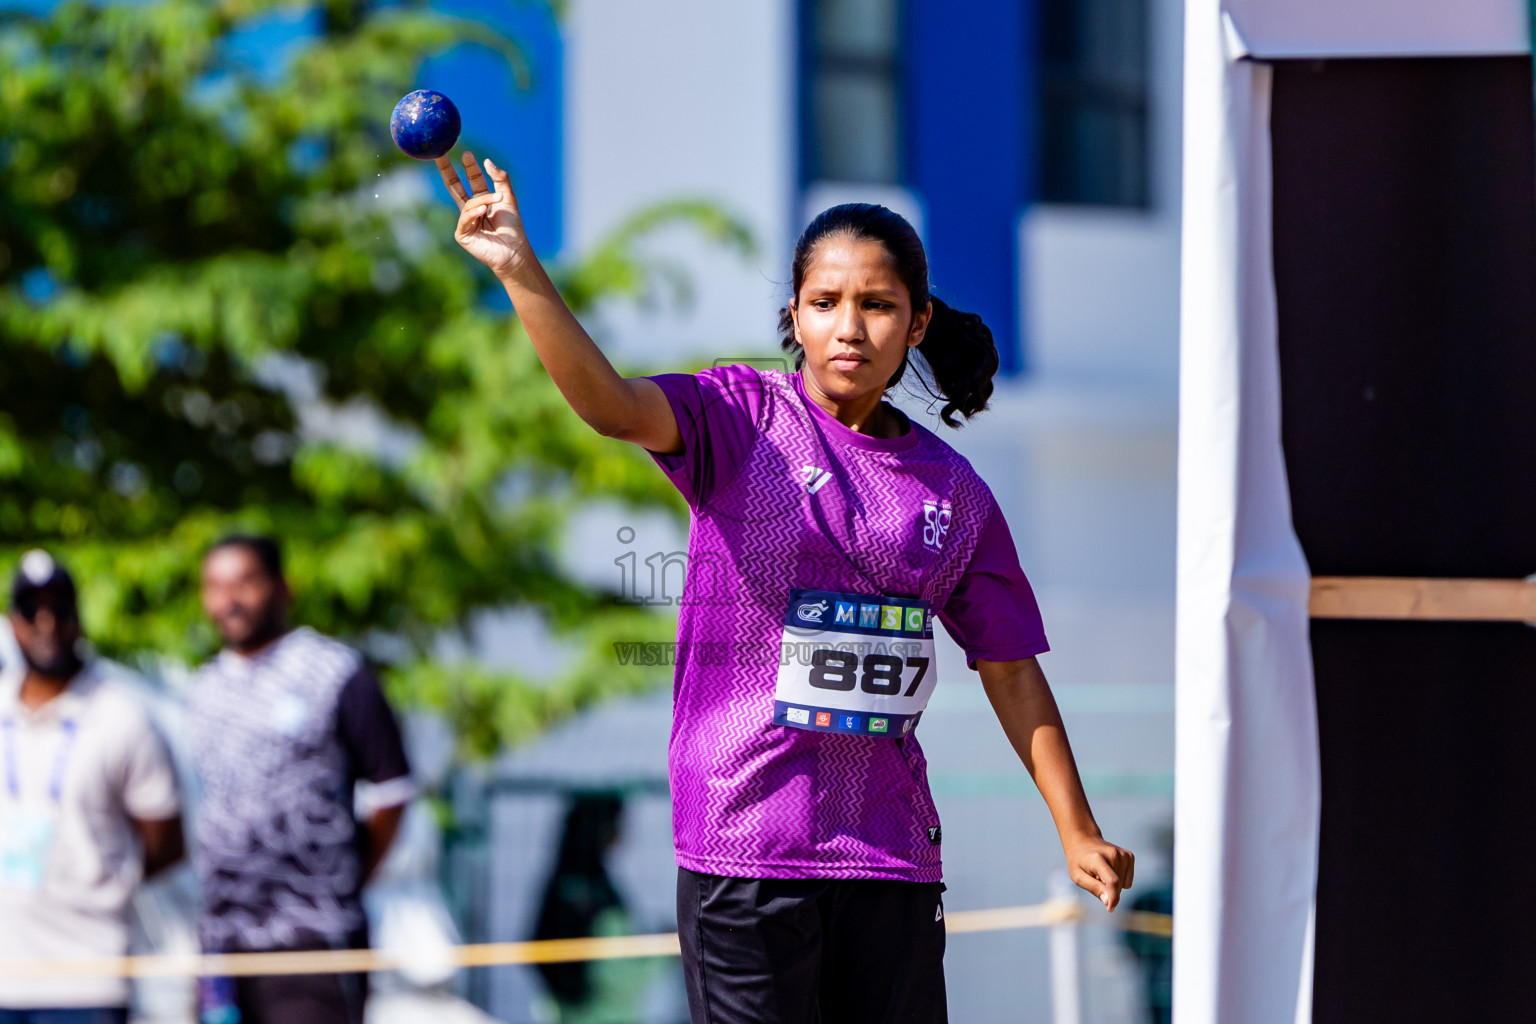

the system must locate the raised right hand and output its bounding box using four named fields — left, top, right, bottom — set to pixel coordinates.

left=434, top=148, right=682, bottom=456
left=437, top=150, right=534, bottom=284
